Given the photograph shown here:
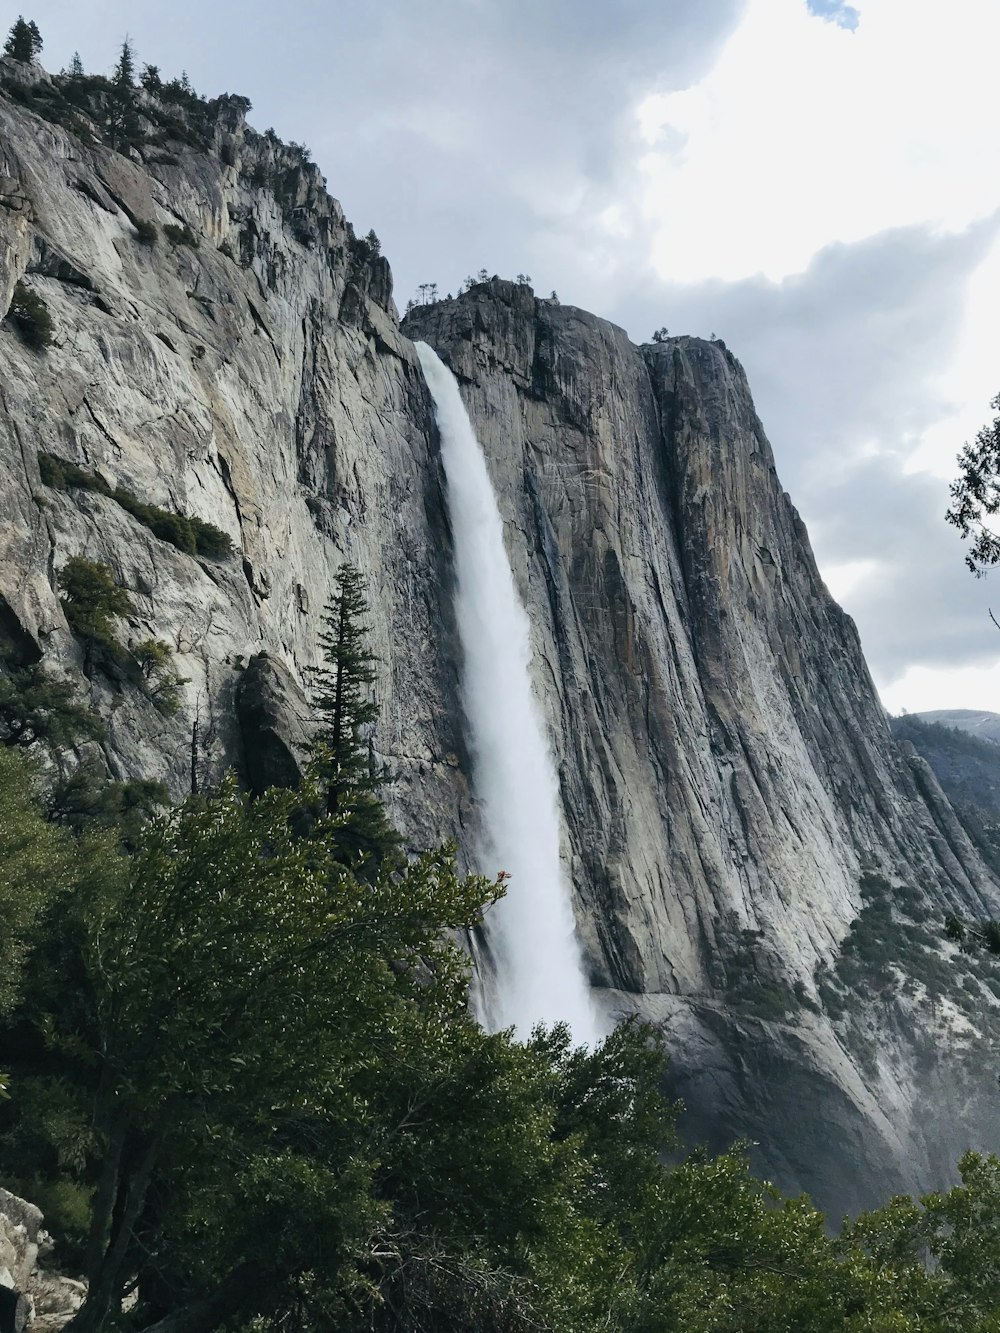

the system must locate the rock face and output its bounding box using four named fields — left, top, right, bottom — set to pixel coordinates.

left=1, top=70, right=998, bottom=1217
left=0, top=1188, right=84, bottom=1330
